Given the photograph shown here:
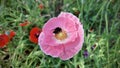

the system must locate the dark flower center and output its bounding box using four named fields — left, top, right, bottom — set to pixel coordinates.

left=53, top=27, right=62, bottom=34
left=53, top=27, right=67, bottom=41
left=34, top=32, right=40, bottom=38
